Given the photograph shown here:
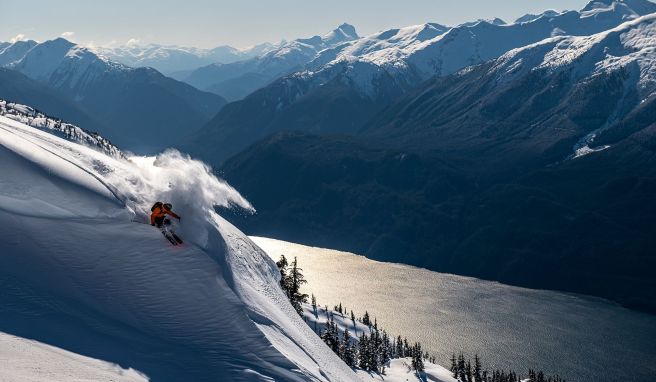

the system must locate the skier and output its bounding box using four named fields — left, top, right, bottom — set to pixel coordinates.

left=150, top=202, right=181, bottom=227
